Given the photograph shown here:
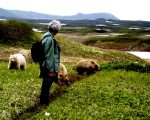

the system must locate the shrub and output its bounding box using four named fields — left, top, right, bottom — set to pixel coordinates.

left=0, top=20, right=33, bottom=44
left=100, top=61, right=150, bottom=72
